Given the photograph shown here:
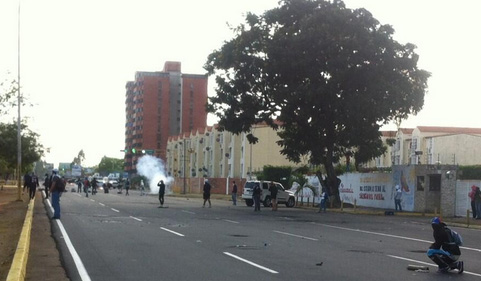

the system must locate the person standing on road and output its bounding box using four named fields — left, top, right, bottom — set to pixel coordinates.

left=28, top=172, right=39, bottom=200
left=253, top=183, right=262, bottom=212
left=125, top=178, right=130, bottom=196
left=231, top=181, right=238, bottom=206
left=268, top=181, right=278, bottom=211
left=49, top=169, right=62, bottom=219
left=158, top=180, right=165, bottom=207
left=83, top=177, right=89, bottom=197
left=140, top=180, right=145, bottom=196
left=77, top=178, right=82, bottom=193
left=394, top=185, right=402, bottom=212
left=202, top=179, right=212, bottom=208
left=91, top=177, right=98, bottom=195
